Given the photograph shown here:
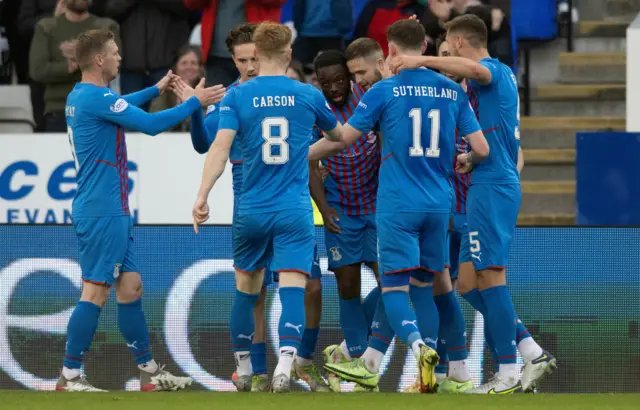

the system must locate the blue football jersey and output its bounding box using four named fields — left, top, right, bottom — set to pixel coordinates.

left=66, top=83, right=200, bottom=218
left=348, top=68, right=481, bottom=214
left=218, top=76, right=338, bottom=214
left=467, top=58, right=520, bottom=184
